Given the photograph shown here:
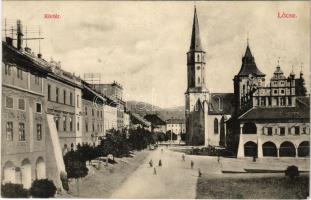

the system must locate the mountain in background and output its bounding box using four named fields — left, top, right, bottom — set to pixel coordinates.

left=126, top=101, right=185, bottom=121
